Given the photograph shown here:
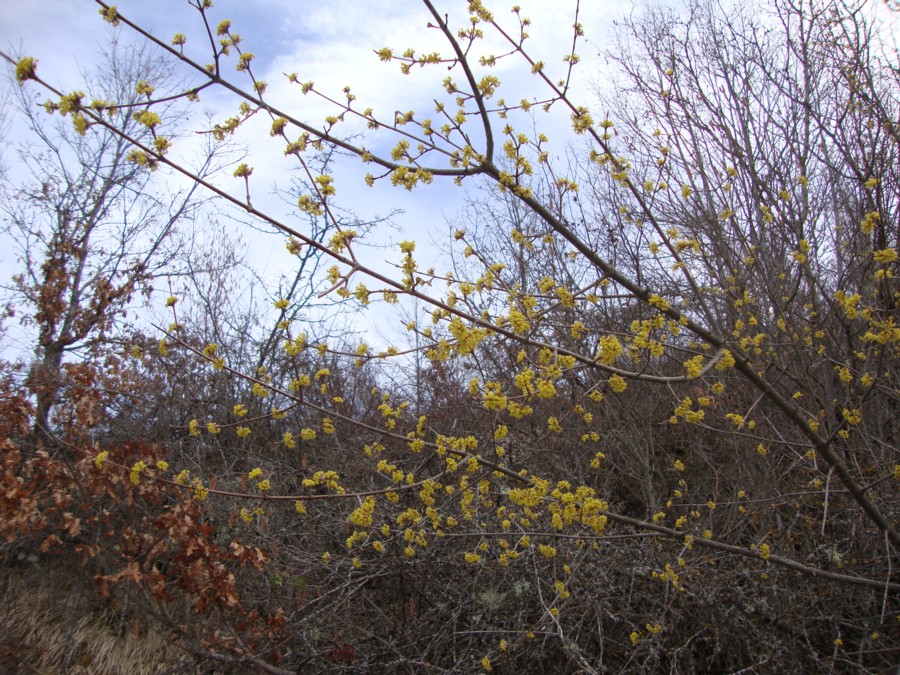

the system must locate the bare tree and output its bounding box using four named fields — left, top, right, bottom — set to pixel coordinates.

left=2, top=37, right=218, bottom=442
